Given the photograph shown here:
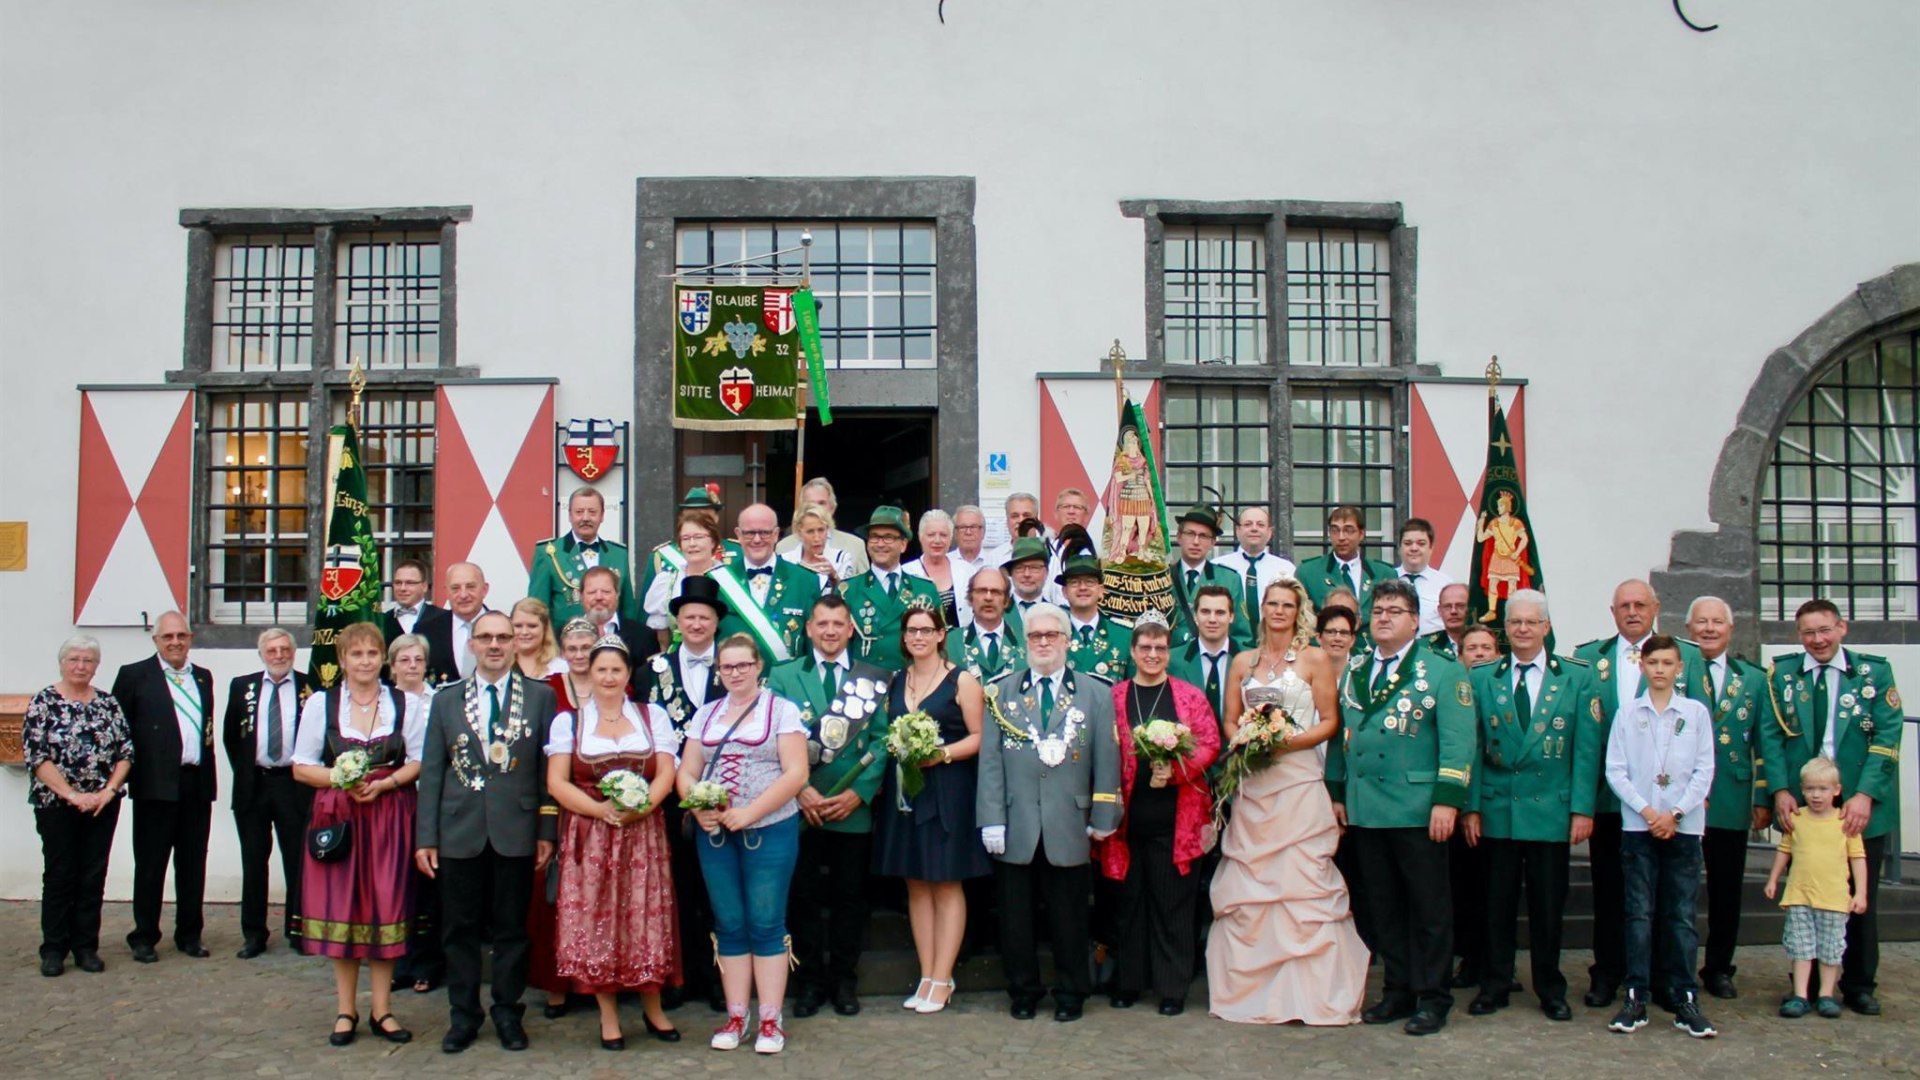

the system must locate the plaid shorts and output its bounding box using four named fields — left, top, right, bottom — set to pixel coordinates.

left=1783, top=904, right=1848, bottom=964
